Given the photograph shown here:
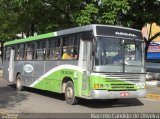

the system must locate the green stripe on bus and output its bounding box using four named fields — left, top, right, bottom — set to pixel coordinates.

left=31, top=68, right=139, bottom=98
left=4, top=32, right=57, bottom=46
left=32, top=69, right=83, bottom=97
